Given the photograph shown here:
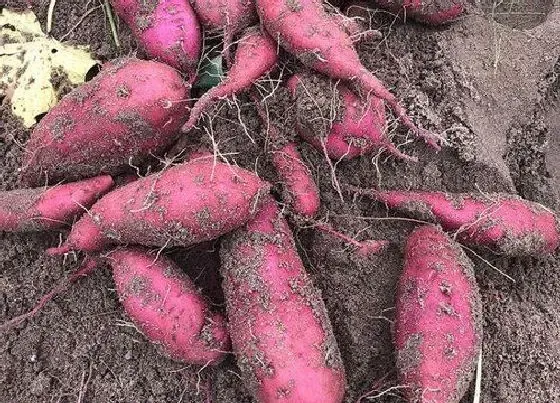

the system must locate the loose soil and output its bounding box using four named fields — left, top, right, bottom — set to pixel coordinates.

left=1, top=0, right=559, bottom=402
